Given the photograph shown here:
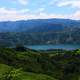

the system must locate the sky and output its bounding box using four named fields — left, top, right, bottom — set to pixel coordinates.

left=0, top=0, right=80, bottom=21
